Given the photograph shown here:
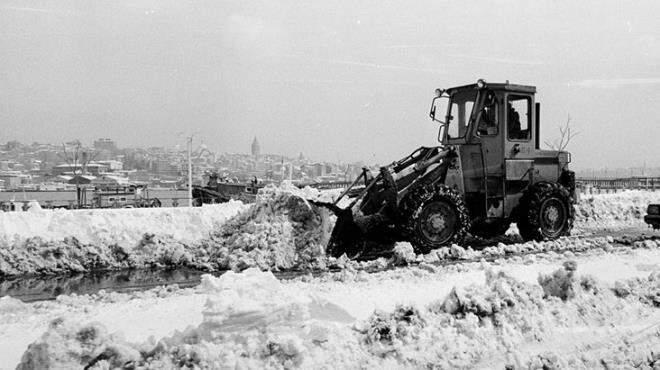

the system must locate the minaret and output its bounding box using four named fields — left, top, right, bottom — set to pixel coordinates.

left=251, top=136, right=261, bottom=158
